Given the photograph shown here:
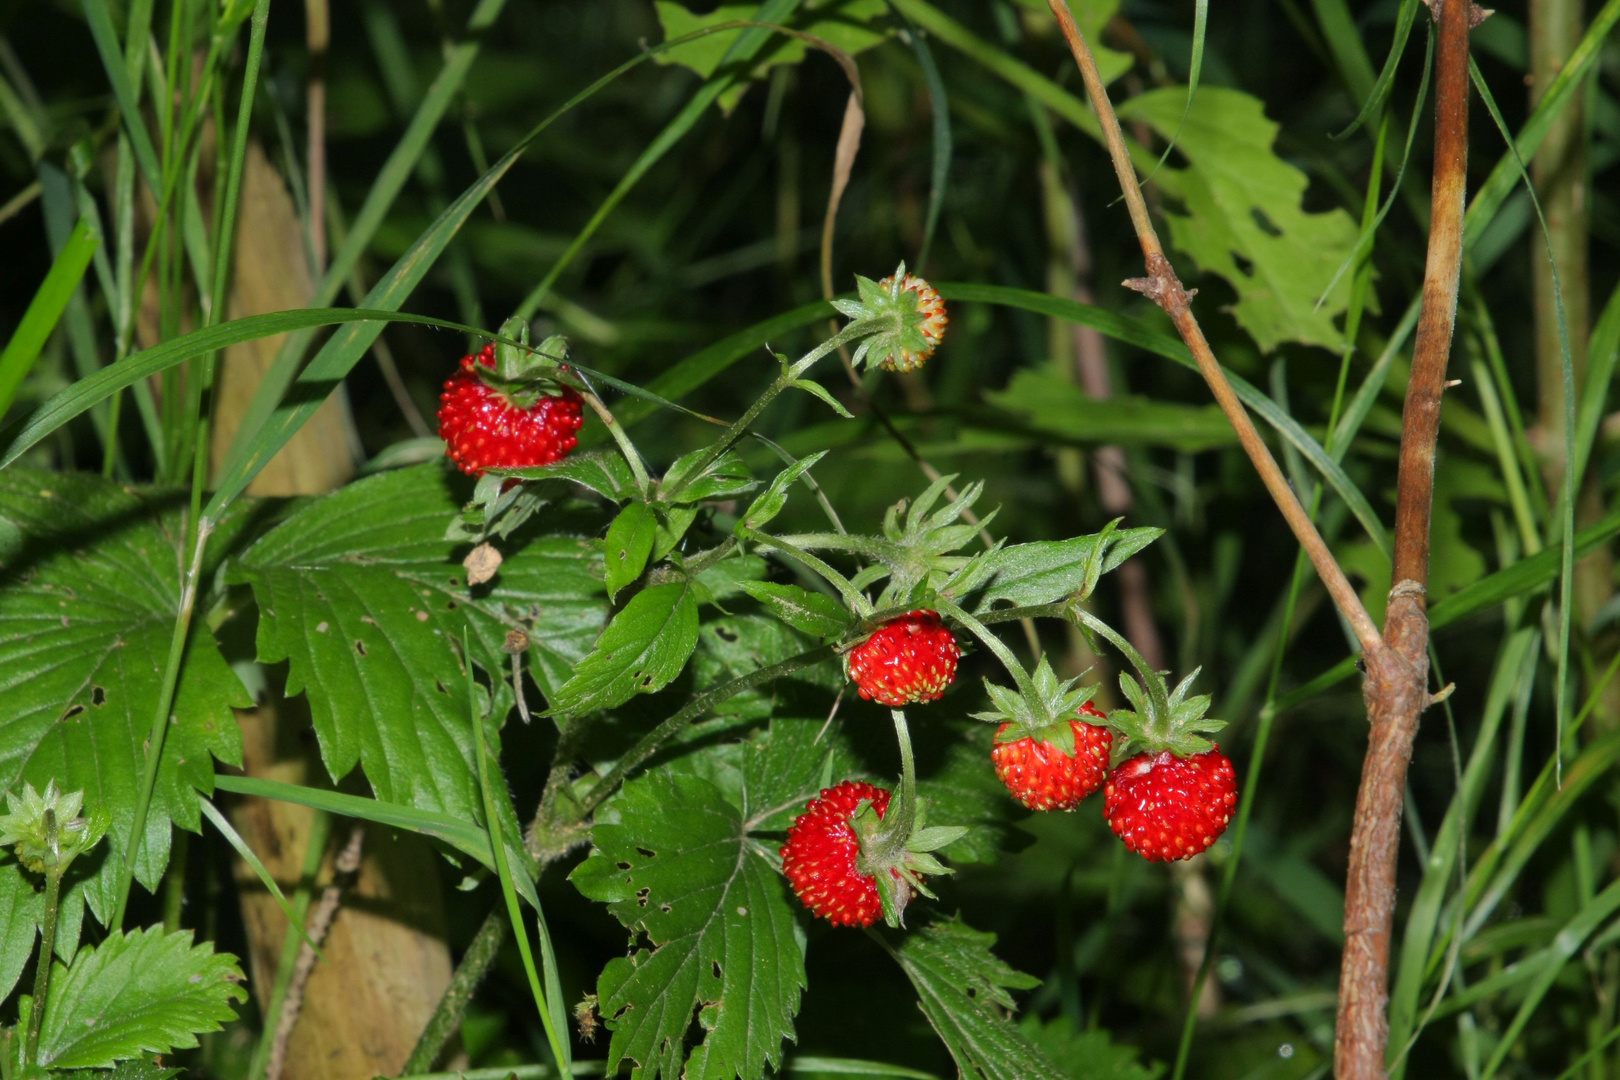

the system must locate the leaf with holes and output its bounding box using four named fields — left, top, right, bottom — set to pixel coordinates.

left=33, top=925, right=246, bottom=1068
left=1116, top=87, right=1362, bottom=352
left=234, top=464, right=607, bottom=866
left=892, top=920, right=1067, bottom=1080
left=0, top=468, right=248, bottom=922
left=549, top=581, right=700, bottom=719
left=569, top=759, right=806, bottom=1080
